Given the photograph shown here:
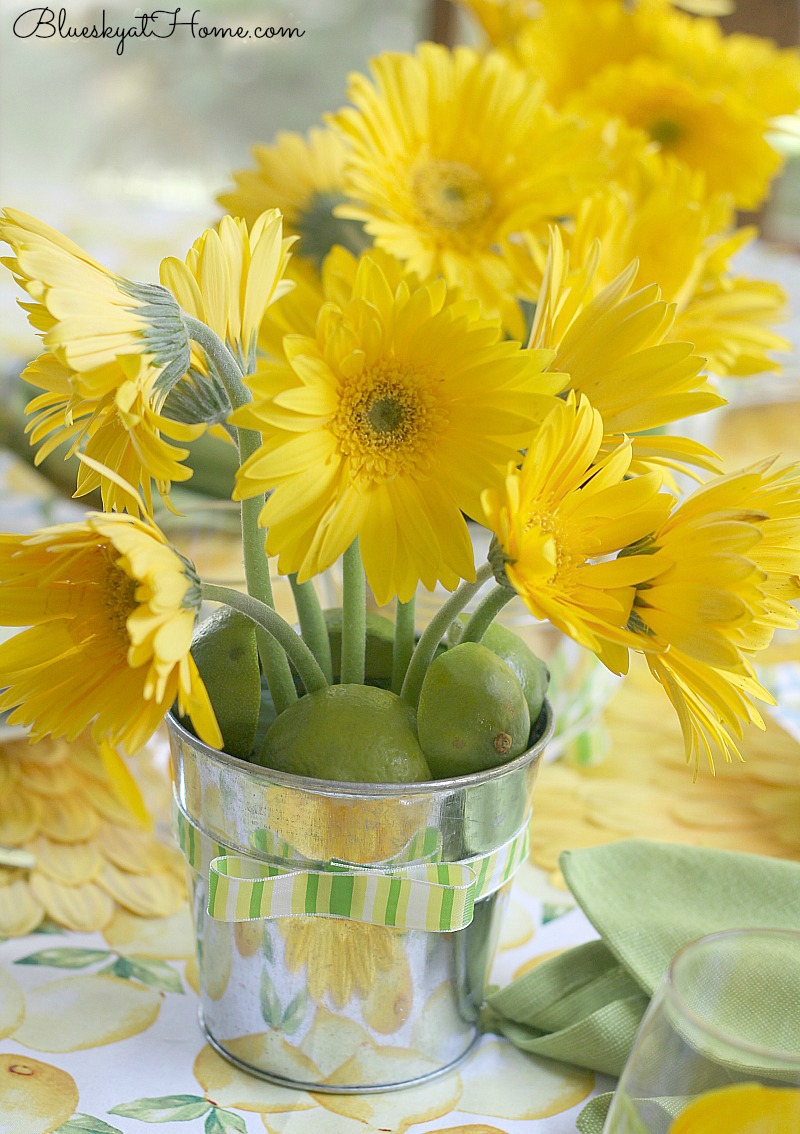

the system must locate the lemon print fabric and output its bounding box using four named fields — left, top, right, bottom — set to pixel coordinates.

left=0, top=782, right=601, bottom=1134
left=669, top=1084, right=800, bottom=1133
left=14, top=974, right=162, bottom=1052
left=0, top=1054, right=78, bottom=1134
